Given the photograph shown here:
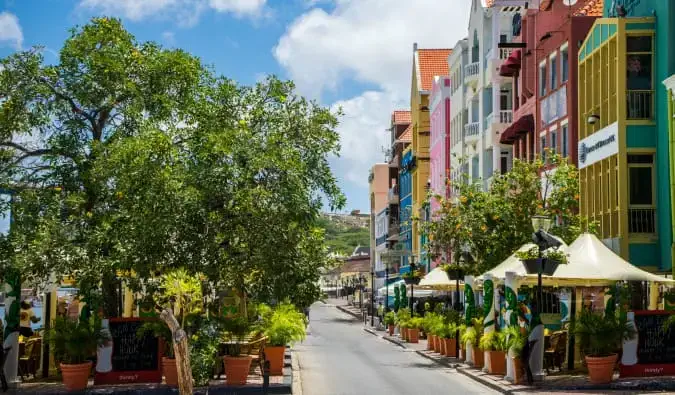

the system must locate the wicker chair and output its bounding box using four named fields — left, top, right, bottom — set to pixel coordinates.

left=247, top=336, right=267, bottom=374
